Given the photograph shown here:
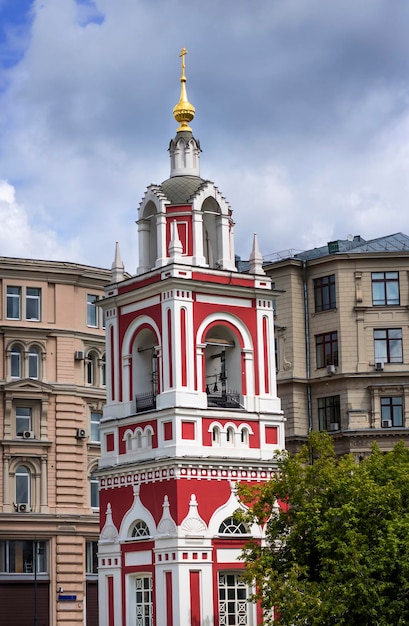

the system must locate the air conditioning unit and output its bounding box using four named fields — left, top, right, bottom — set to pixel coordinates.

left=76, top=428, right=87, bottom=439
left=328, top=422, right=340, bottom=432
left=375, top=361, right=384, bottom=371
left=74, top=351, right=84, bottom=361
left=382, top=419, right=392, bottom=428
left=326, top=364, right=336, bottom=375
left=23, top=430, right=34, bottom=439
left=17, top=503, right=29, bottom=512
